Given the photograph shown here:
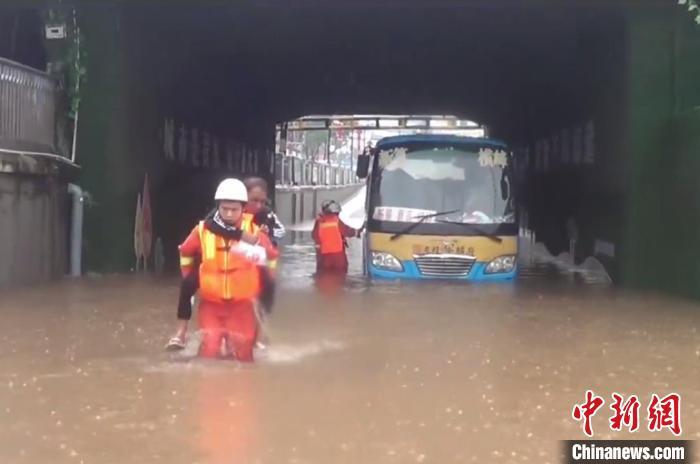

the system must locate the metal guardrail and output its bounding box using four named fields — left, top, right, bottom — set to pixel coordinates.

left=275, top=115, right=488, bottom=188
left=275, top=154, right=358, bottom=187
left=0, top=57, right=58, bottom=154
left=282, top=114, right=486, bottom=132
